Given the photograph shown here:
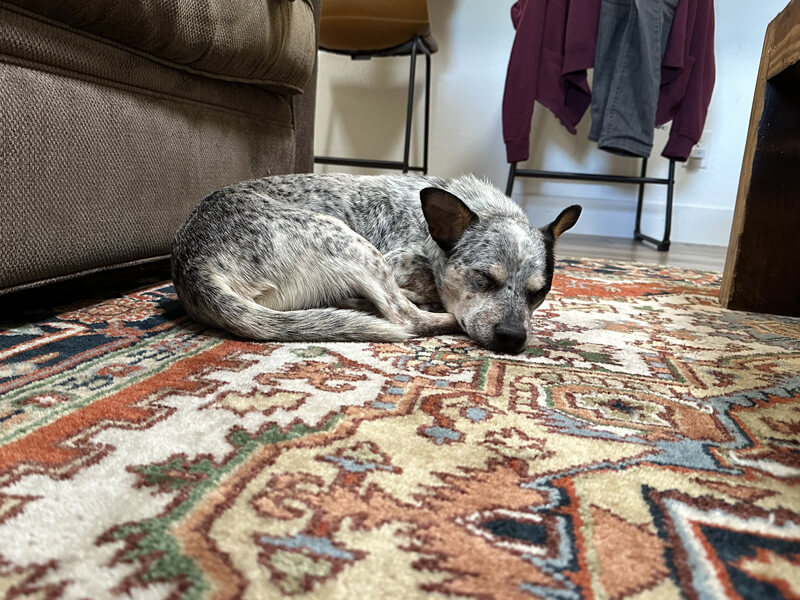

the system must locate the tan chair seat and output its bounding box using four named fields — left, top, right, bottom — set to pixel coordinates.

left=319, top=0, right=437, bottom=53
